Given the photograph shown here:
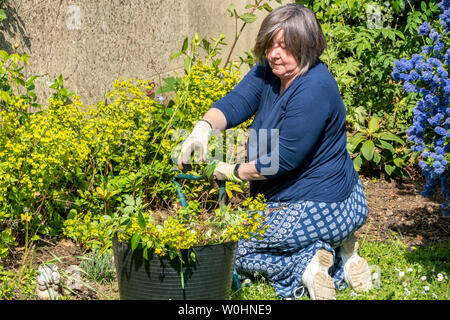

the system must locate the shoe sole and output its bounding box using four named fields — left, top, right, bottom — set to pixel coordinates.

left=346, top=256, right=372, bottom=292
left=312, top=250, right=336, bottom=300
